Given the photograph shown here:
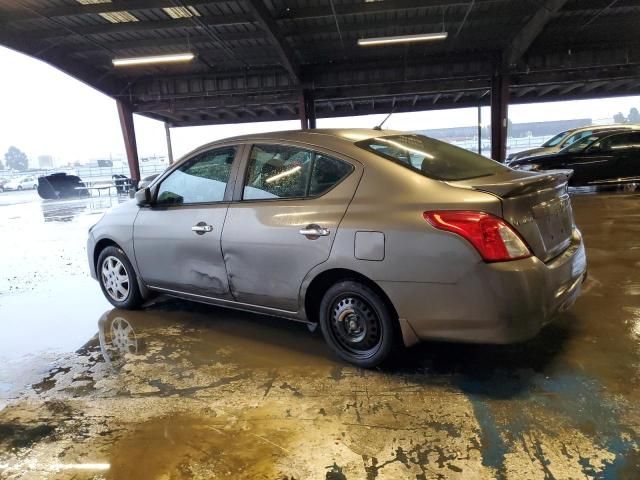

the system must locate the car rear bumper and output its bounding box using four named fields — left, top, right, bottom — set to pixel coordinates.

left=380, top=228, right=587, bottom=344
